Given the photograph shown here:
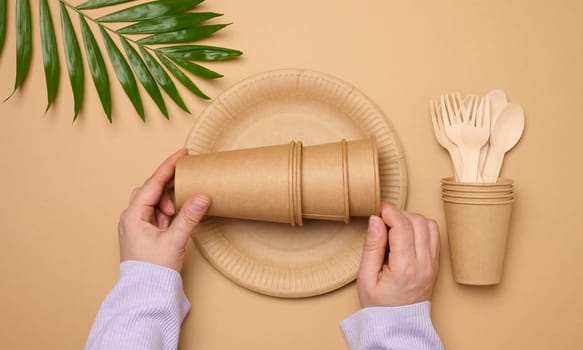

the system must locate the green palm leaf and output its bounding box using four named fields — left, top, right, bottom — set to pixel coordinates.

left=79, top=15, right=111, bottom=121
left=138, top=23, right=230, bottom=45
left=140, top=47, right=190, bottom=112
left=2, top=0, right=242, bottom=122
left=0, top=0, right=7, bottom=55
left=77, top=0, right=134, bottom=10
left=100, top=28, right=144, bottom=120
left=168, top=56, right=222, bottom=79
left=40, top=0, right=60, bottom=111
left=158, top=45, right=242, bottom=61
left=118, top=12, right=223, bottom=34
left=156, top=51, right=209, bottom=100
left=97, top=0, right=203, bottom=23
left=60, top=2, right=84, bottom=120
left=121, top=38, right=168, bottom=119
left=11, top=0, right=32, bottom=96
